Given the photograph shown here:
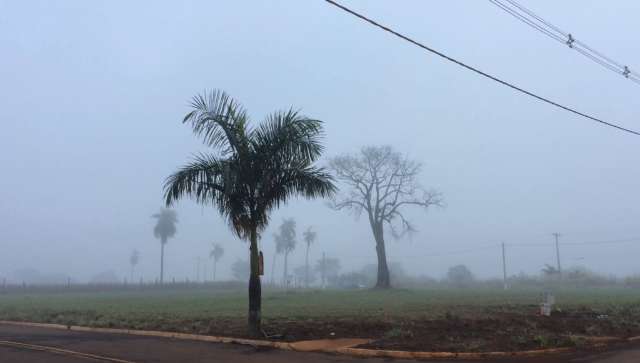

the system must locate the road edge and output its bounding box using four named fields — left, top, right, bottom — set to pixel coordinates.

left=0, top=320, right=632, bottom=360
